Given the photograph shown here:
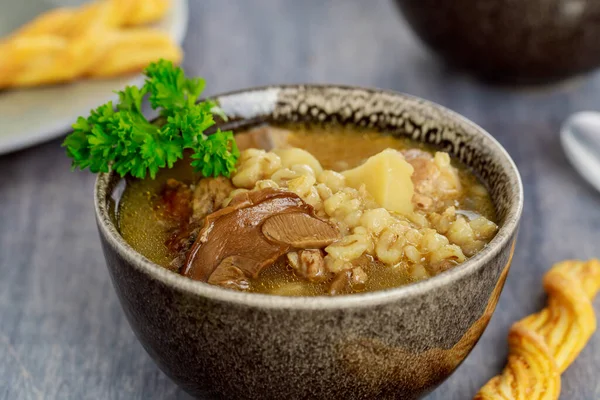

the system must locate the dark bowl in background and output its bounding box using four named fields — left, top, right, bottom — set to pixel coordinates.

left=395, top=0, right=600, bottom=84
